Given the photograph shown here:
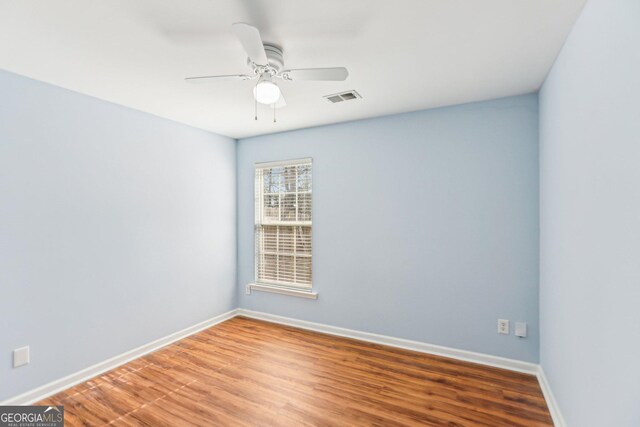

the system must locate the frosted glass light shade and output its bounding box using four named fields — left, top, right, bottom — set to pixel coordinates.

left=253, top=81, right=281, bottom=105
